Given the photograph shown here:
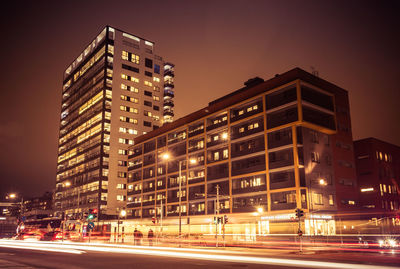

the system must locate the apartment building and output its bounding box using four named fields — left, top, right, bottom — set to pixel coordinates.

left=54, top=26, right=175, bottom=219
left=126, top=68, right=358, bottom=235
left=354, top=138, right=400, bottom=232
